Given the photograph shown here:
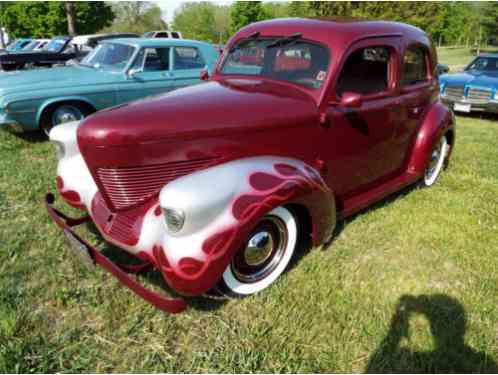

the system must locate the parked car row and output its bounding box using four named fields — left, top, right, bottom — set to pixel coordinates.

left=36, top=18, right=456, bottom=314
left=0, top=30, right=182, bottom=71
